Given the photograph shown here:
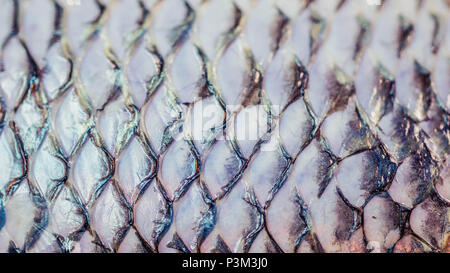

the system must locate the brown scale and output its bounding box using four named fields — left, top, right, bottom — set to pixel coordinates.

left=393, top=234, right=430, bottom=253
left=419, top=193, right=448, bottom=250
left=431, top=14, right=442, bottom=54
left=375, top=71, right=396, bottom=122
left=282, top=59, right=309, bottom=113
left=353, top=25, right=368, bottom=61
left=310, top=136, right=336, bottom=198
left=210, top=235, right=232, bottom=253
left=4, top=121, right=28, bottom=198
left=338, top=106, right=377, bottom=158
left=325, top=72, right=355, bottom=116
left=333, top=191, right=356, bottom=243
left=411, top=61, right=433, bottom=121
left=388, top=107, right=424, bottom=161
left=270, top=8, right=290, bottom=55
left=361, top=147, right=396, bottom=194
left=397, top=16, right=414, bottom=58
